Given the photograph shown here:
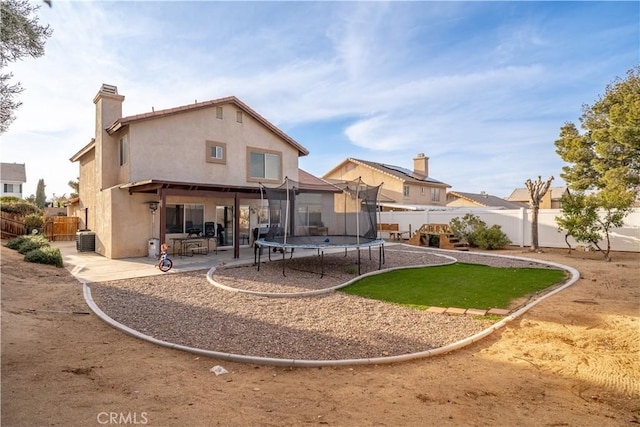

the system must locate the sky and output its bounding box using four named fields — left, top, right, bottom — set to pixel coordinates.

left=2, top=0, right=638, bottom=201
